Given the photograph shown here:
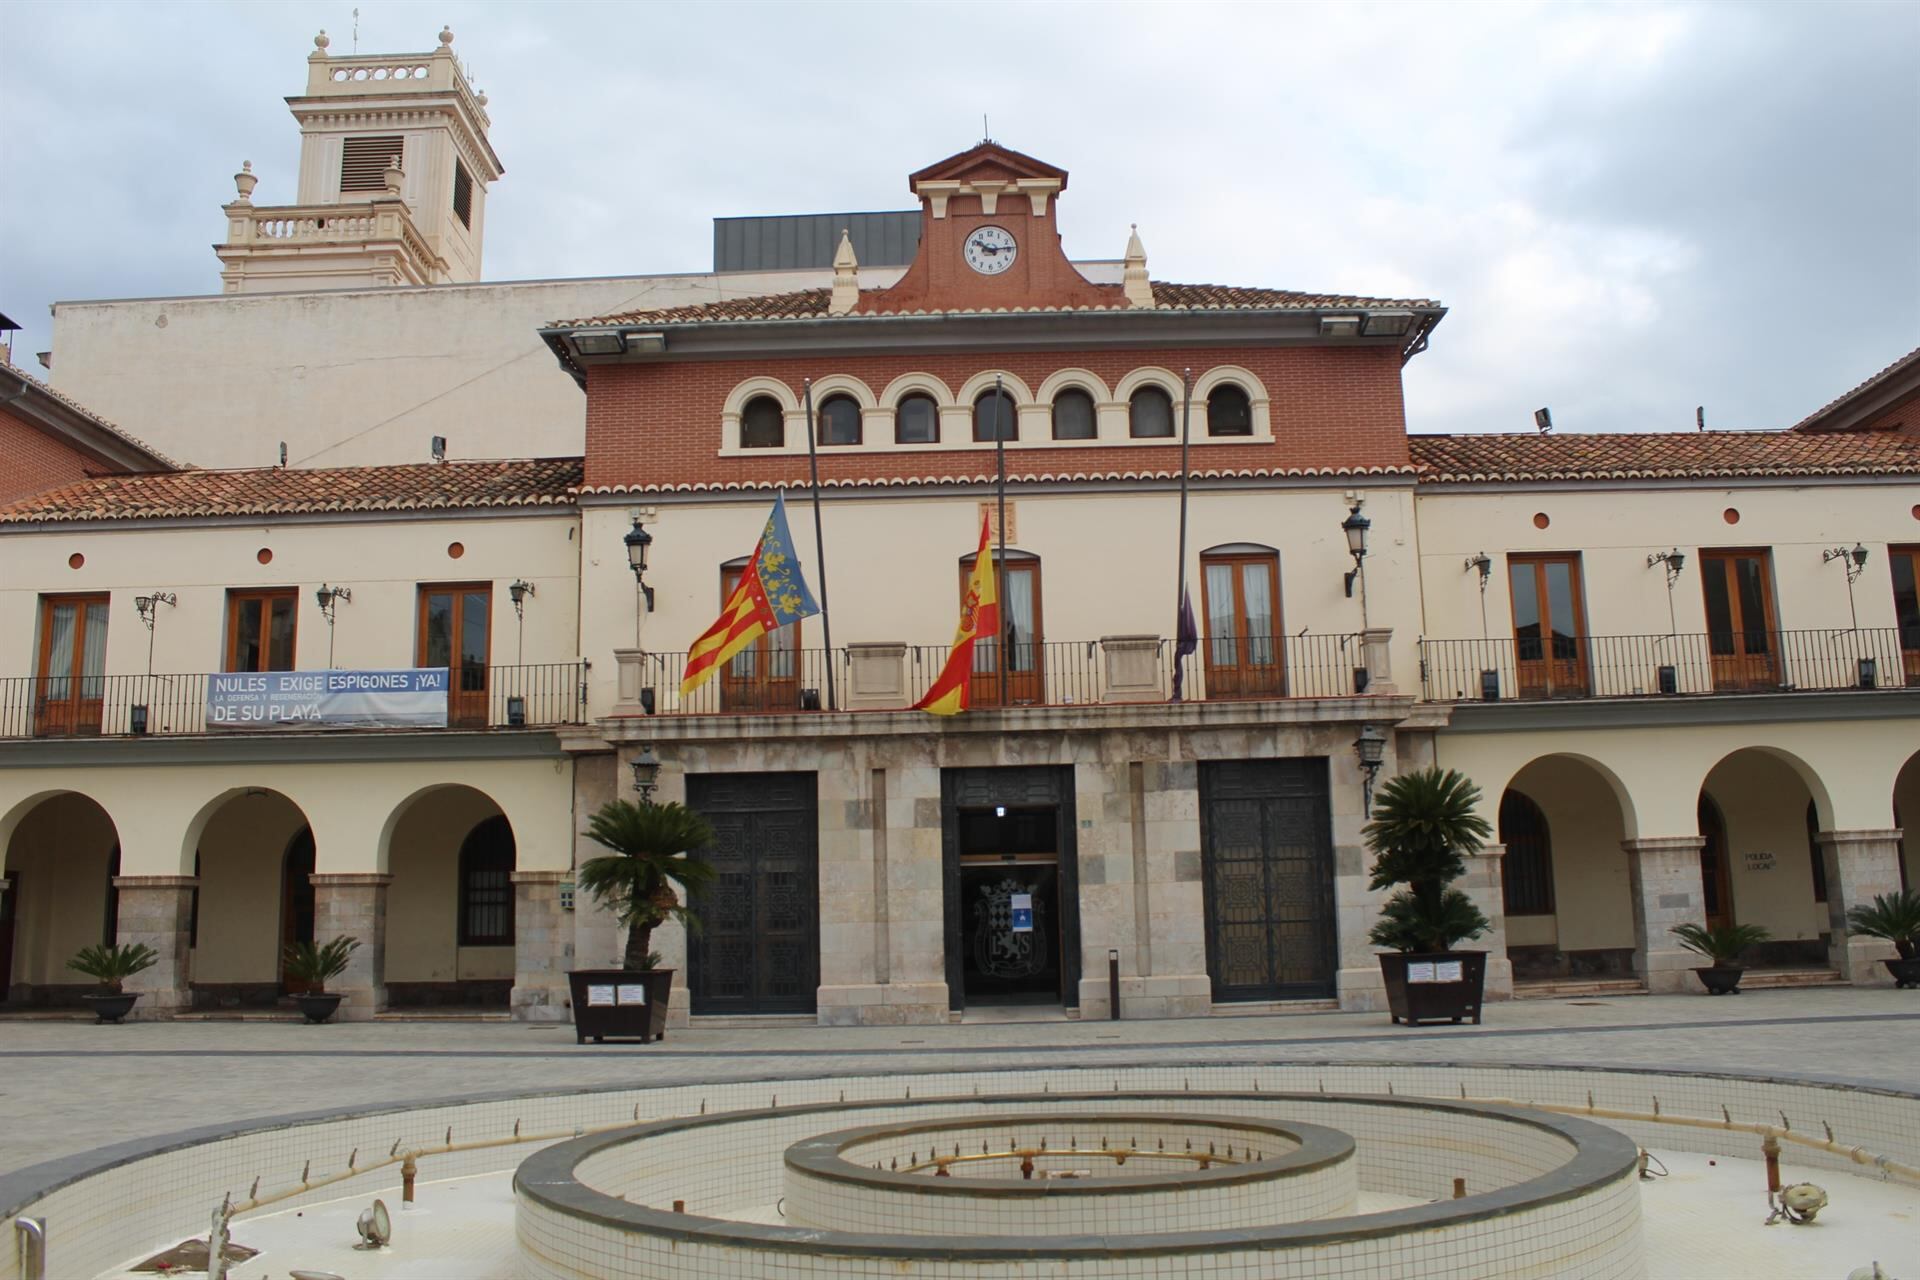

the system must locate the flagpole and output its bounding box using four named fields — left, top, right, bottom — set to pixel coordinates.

left=1174, top=367, right=1193, bottom=692
left=994, top=374, right=1009, bottom=708
left=802, top=378, right=837, bottom=711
